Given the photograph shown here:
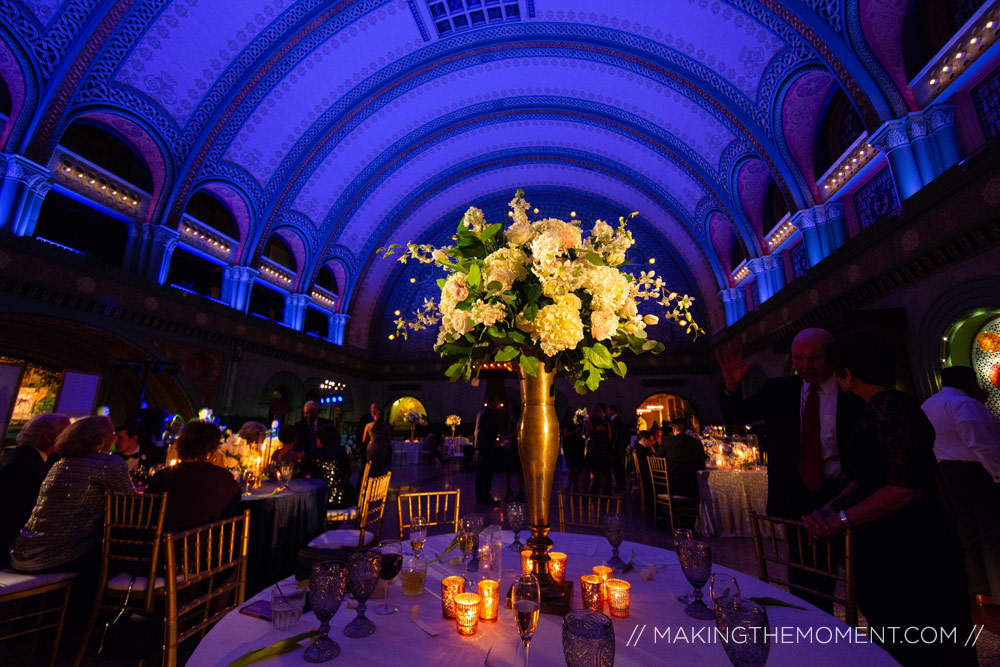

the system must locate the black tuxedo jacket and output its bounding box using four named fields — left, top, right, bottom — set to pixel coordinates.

left=294, top=417, right=332, bottom=454
left=0, top=446, right=52, bottom=567
left=721, top=376, right=865, bottom=519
